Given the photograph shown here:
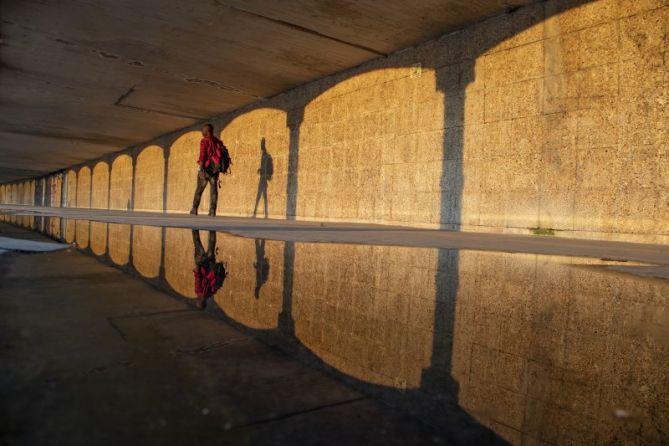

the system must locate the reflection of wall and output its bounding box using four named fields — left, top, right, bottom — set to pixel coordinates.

left=53, top=221, right=668, bottom=445
left=47, top=175, right=63, bottom=237
left=10, top=191, right=662, bottom=446
left=215, top=235, right=284, bottom=330
left=292, top=243, right=437, bottom=388
left=108, top=224, right=130, bottom=265
left=132, top=224, right=161, bottom=278
left=75, top=167, right=91, bottom=248
left=22, top=180, right=35, bottom=228
left=449, top=251, right=668, bottom=445
left=235, top=241, right=667, bottom=444
left=90, top=162, right=109, bottom=255
left=64, top=171, right=77, bottom=243
left=163, top=227, right=197, bottom=297
left=162, top=228, right=284, bottom=329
